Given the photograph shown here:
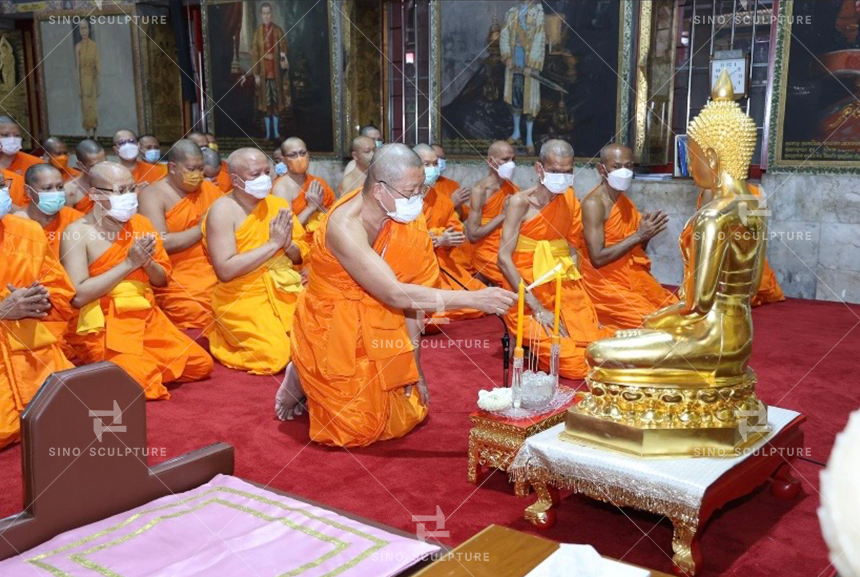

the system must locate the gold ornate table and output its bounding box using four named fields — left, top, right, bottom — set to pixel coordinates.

left=510, top=408, right=806, bottom=576
left=468, top=386, right=575, bottom=497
